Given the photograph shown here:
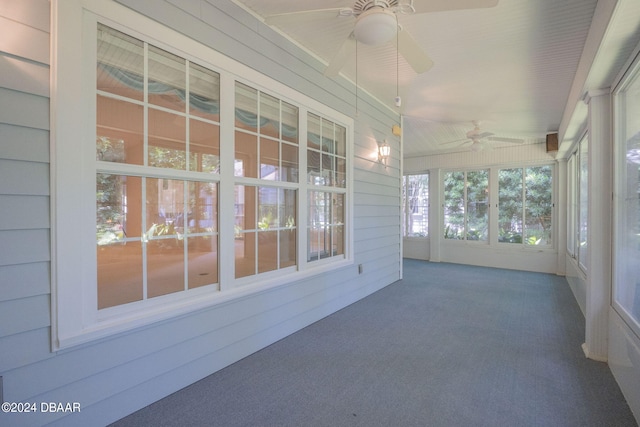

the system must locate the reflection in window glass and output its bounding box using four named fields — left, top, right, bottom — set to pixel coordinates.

left=96, top=174, right=219, bottom=309
left=614, top=59, right=640, bottom=329
left=235, top=82, right=298, bottom=182
left=234, top=185, right=297, bottom=278
left=578, top=136, right=589, bottom=270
